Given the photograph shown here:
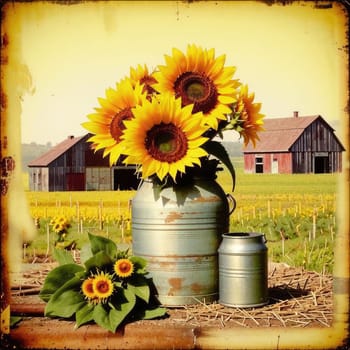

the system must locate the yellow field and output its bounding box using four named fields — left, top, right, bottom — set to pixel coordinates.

left=23, top=171, right=339, bottom=273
